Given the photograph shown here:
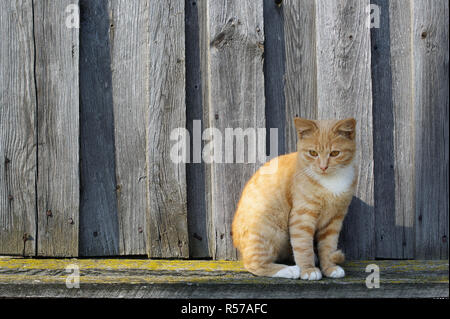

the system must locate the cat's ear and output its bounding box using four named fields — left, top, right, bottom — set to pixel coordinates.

left=294, top=117, right=318, bottom=139
left=332, top=118, right=356, bottom=140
